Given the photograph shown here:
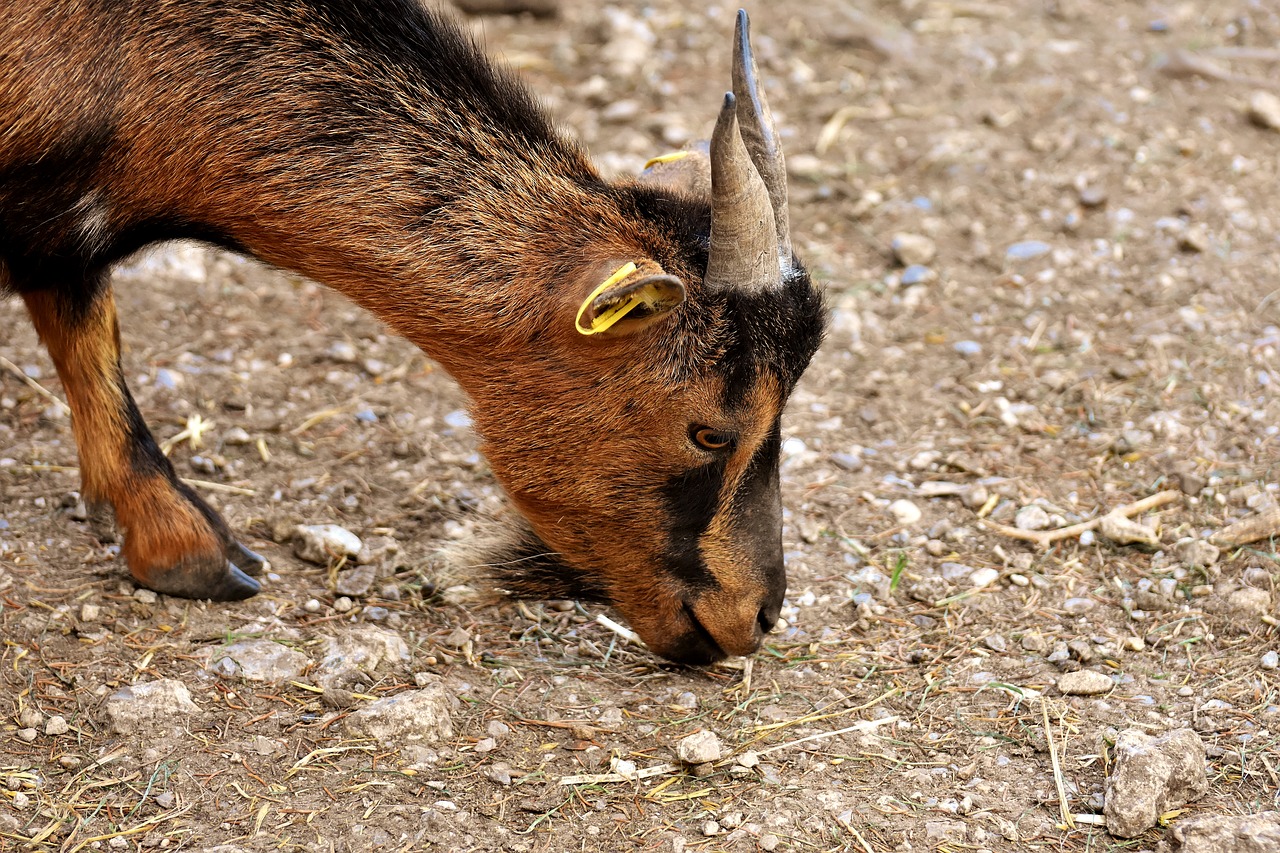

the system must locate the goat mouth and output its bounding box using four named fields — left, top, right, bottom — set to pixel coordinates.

left=677, top=601, right=726, bottom=665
